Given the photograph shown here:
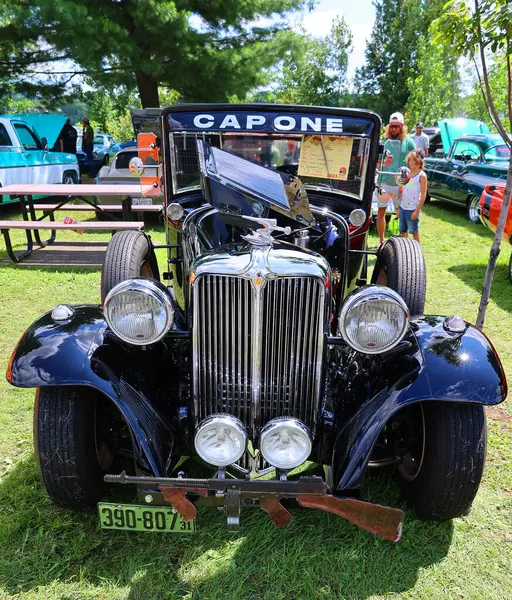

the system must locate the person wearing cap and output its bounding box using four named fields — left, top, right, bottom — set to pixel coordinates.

left=81, top=117, right=95, bottom=175
left=412, top=122, right=430, bottom=157
left=375, top=112, right=416, bottom=246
